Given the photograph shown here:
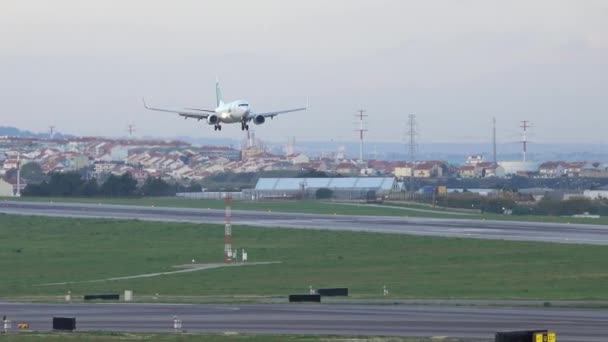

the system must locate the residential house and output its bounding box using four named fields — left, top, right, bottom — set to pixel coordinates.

left=563, top=162, right=589, bottom=177
left=262, top=160, right=299, bottom=172
left=458, top=165, right=477, bottom=178
left=360, top=168, right=383, bottom=176
left=335, top=161, right=359, bottom=175
left=3, top=158, right=19, bottom=170
left=539, top=161, right=565, bottom=178
left=476, top=162, right=506, bottom=178
left=204, top=164, right=225, bottom=173
left=94, top=161, right=120, bottom=175
left=414, top=161, right=448, bottom=178
left=64, top=154, right=90, bottom=171
left=465, top=155, right=484, bottom=165
left=393, top=164, right=413, bottom=178
left=580, top=163, right=608, bottom=178
left=287, top=153, right=310, bottom=165
left=109, top=146, right=129, bottom=162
